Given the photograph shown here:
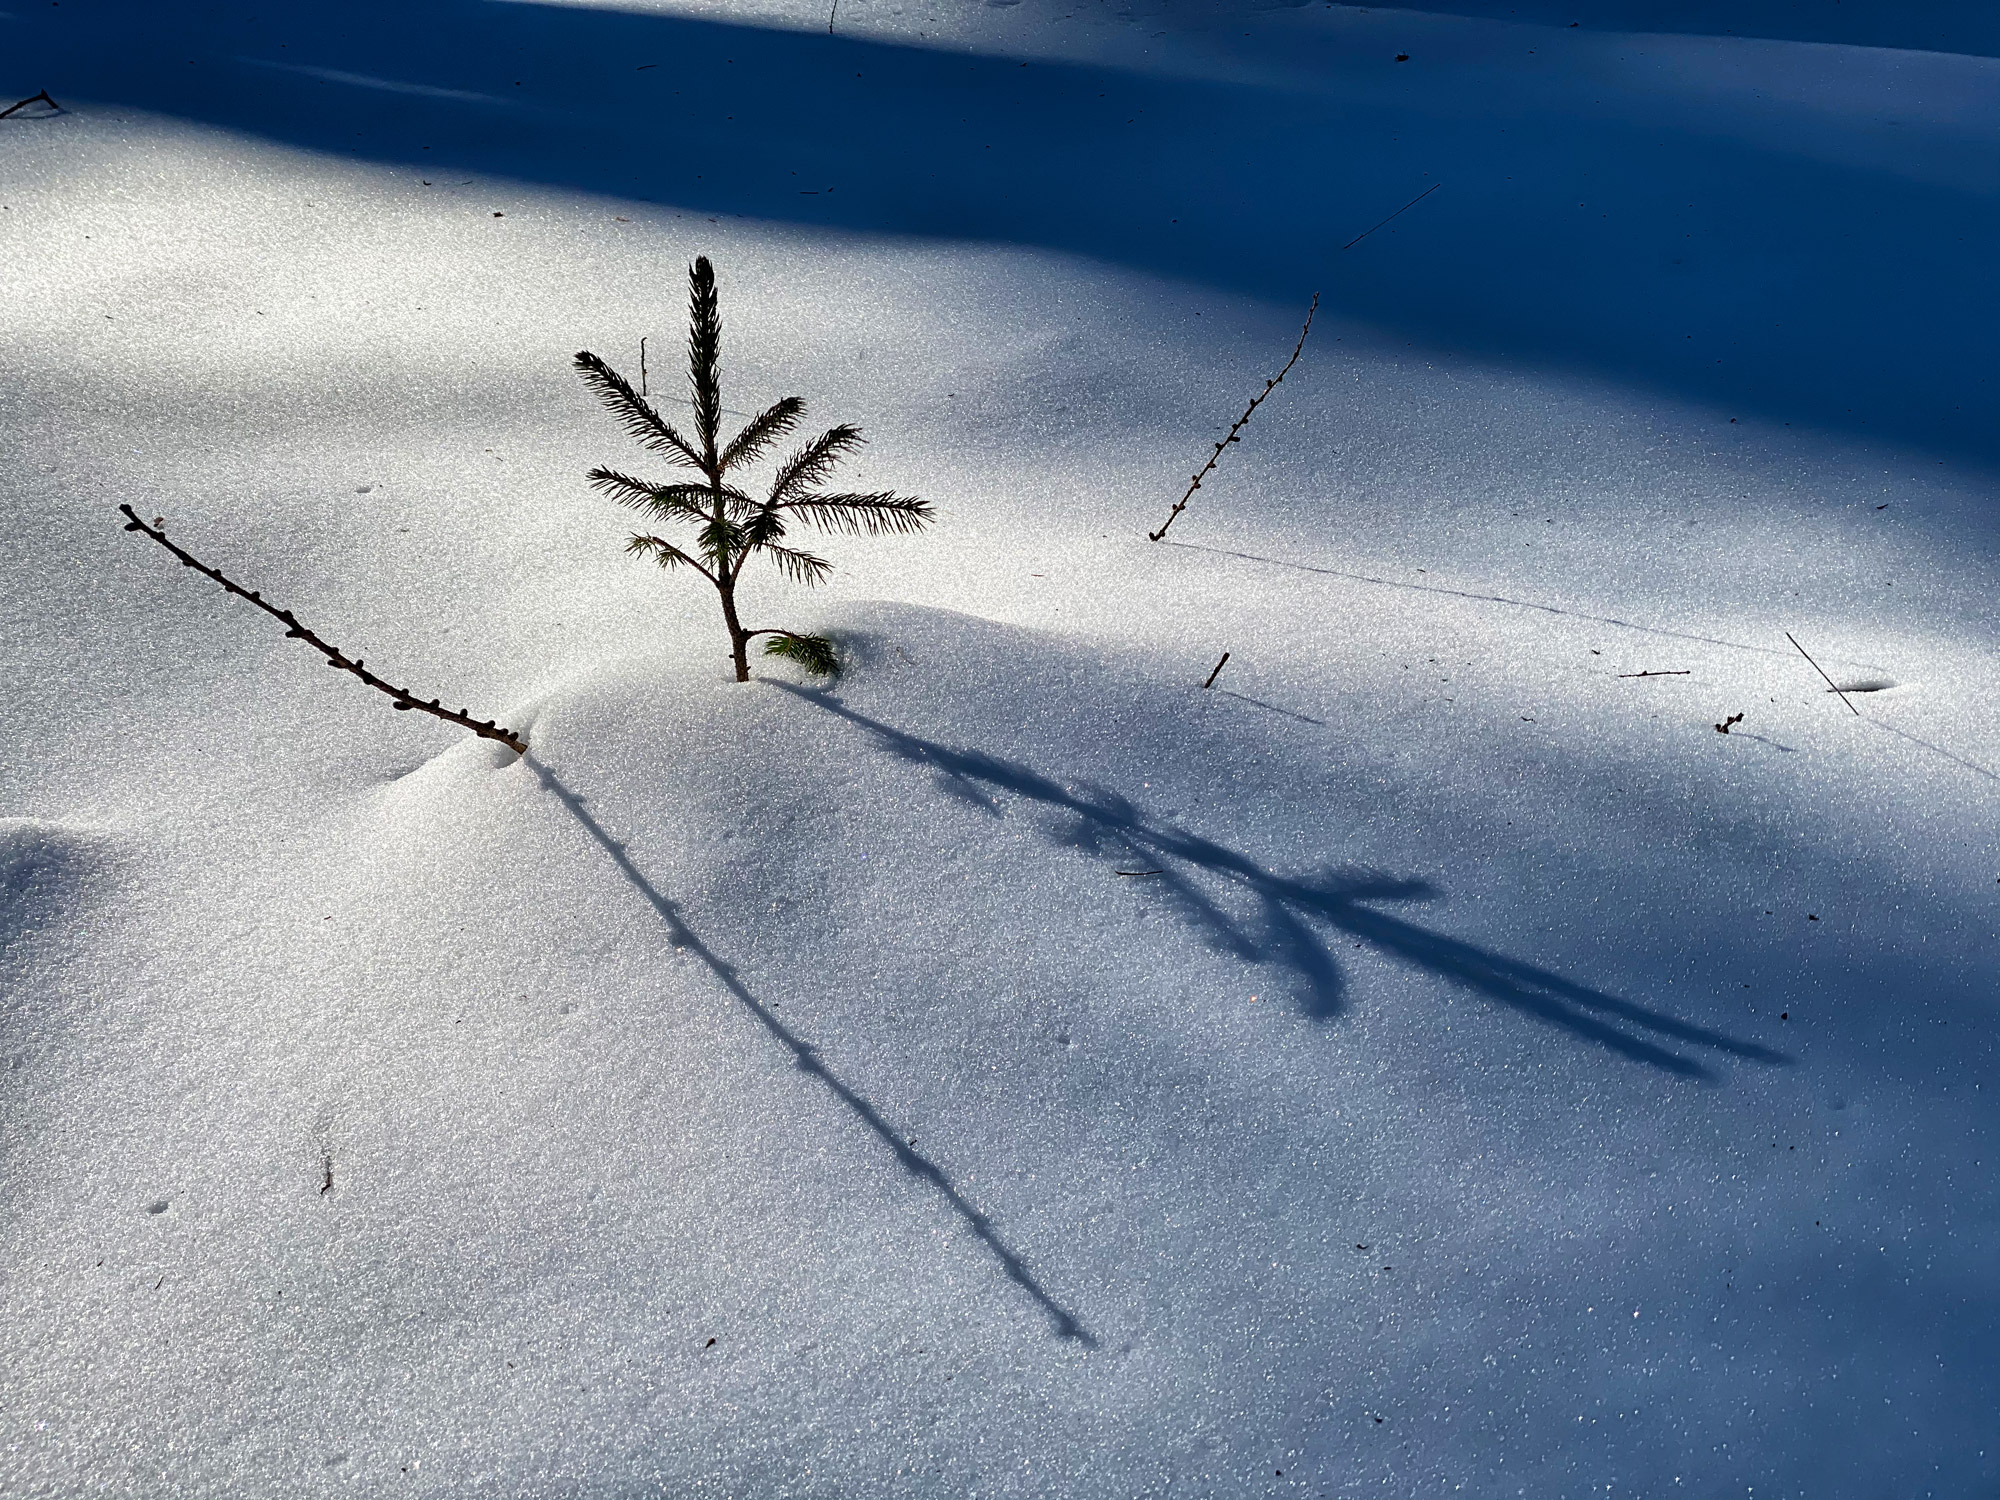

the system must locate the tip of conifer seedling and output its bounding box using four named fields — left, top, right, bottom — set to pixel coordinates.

left=574, top=255, right=930, bottom=681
